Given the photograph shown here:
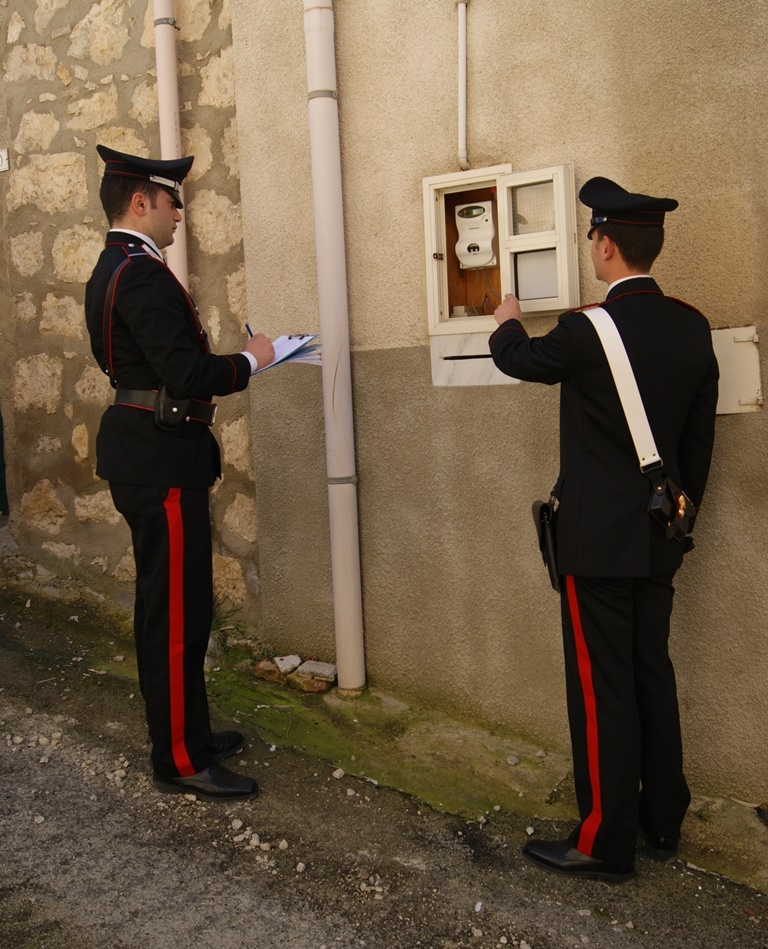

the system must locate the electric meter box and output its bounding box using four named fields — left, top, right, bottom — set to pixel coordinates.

left=422, top=163, right=580, bottom=386
left=455, top=201, right=496, bottom=269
